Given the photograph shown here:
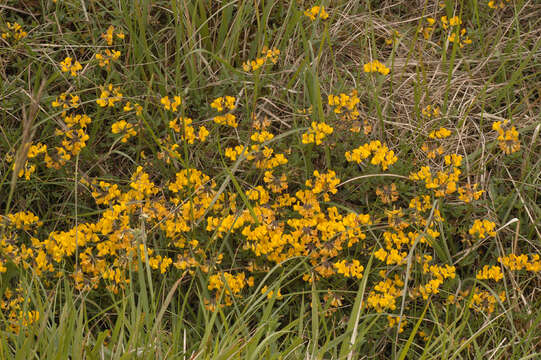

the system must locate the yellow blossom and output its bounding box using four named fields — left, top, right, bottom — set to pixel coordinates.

left=111, top=120, right=137, bottom=143
left=304, top=6, right=329, bottom=21
left=302, top=121, right=333, bottom=145
left=60, top=57, right=83, bottom=77
left=476, top=265, right=503, bottom=282
left=469, top=219, right=497, bottom=239
left=363, top=60, right=390, bottom=75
